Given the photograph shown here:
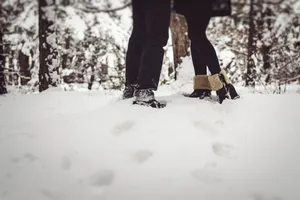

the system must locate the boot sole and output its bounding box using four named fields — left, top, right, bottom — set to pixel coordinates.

left=133, top=100, right=167, bottom=109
